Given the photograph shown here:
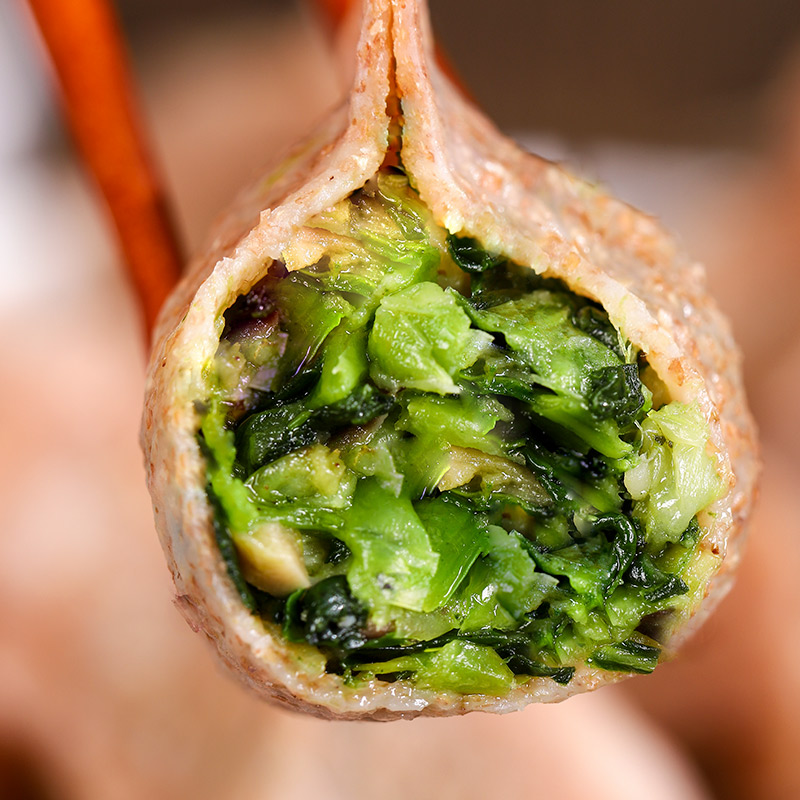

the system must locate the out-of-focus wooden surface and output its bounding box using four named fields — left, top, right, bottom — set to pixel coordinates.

left=2, top=3, right=799, bottom=798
